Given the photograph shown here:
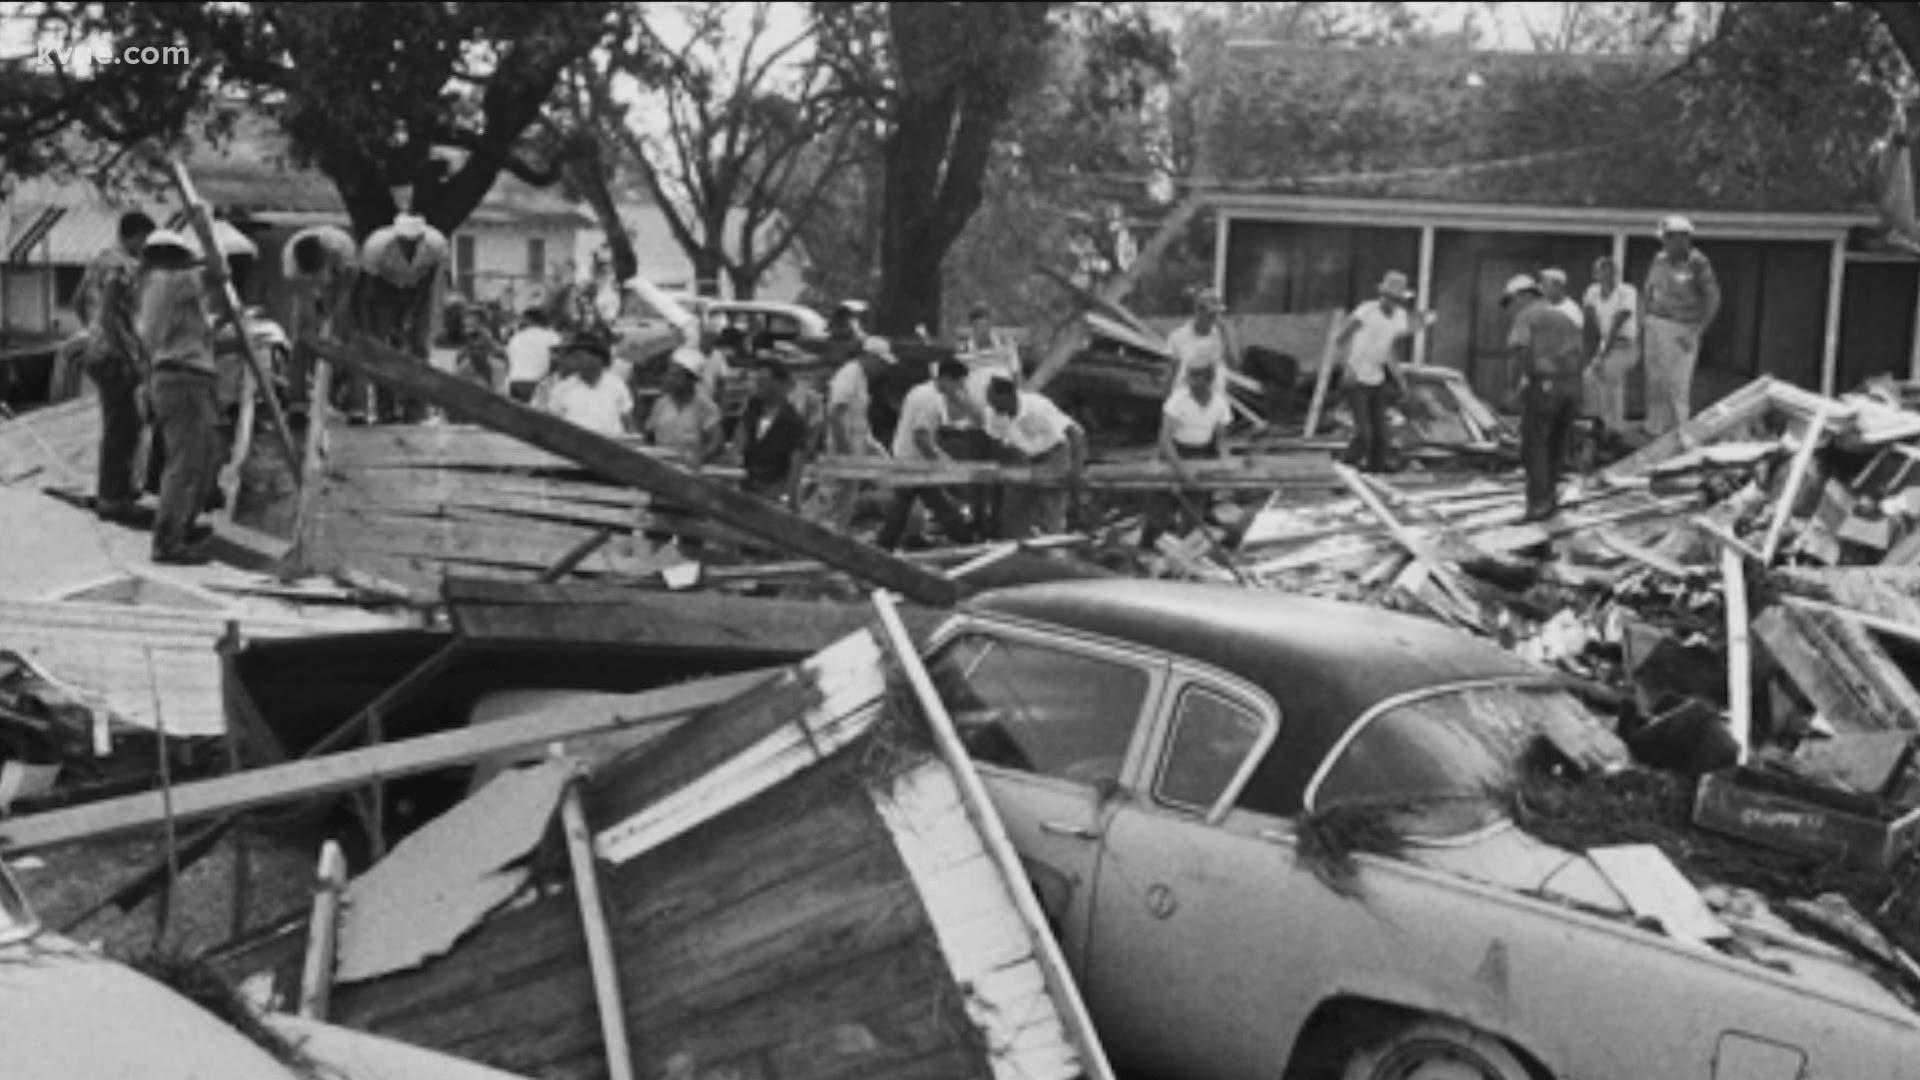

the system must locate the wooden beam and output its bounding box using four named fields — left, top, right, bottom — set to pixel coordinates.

left=1412, top=226, right=1436, bottom=367
left=561, top=781, right=637, bottom=1080
left=311, top=339, right=961, bottom=608
left=1723, top=548, right=1752, bottom=765
left=1821, top=236, right=1846, bottom=397
left=0, top=670, right=773, bottom=852
left=1752, top=605, right=1920, bottom=736
left=1301, top=313, right=1344, bottom=439
left=1762, top=405, right=1828, bottom=564
left=297, top=840, right=347, bottom=1020
left=1604, top=377, right=1776, bottom=481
